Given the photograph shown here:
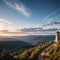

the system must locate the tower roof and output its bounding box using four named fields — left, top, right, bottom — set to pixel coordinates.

left=56, top=31, right=59, bottom=33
